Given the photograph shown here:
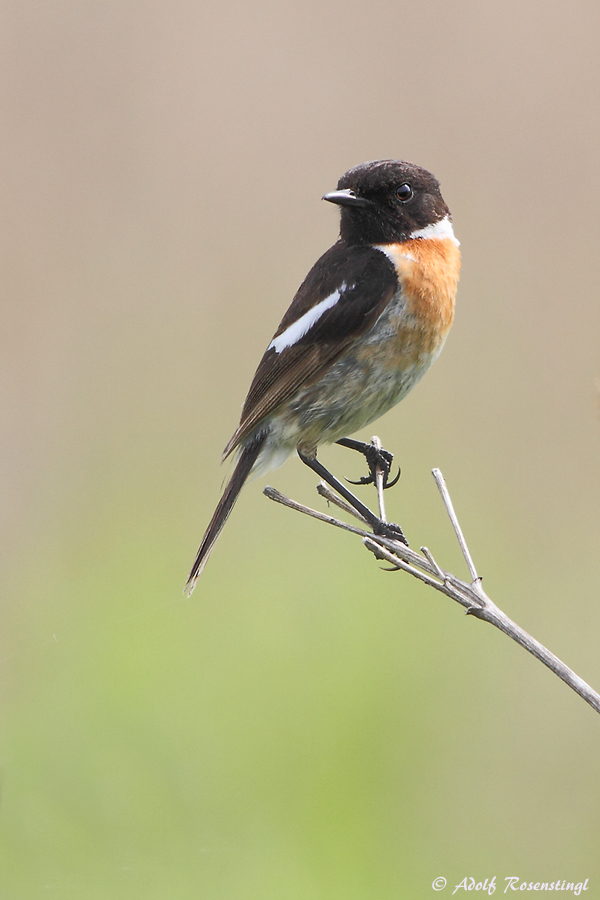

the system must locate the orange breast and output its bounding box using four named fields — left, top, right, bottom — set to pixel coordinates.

left=384, top=237, right=461, bottom=340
